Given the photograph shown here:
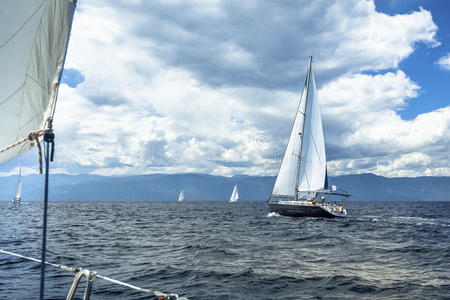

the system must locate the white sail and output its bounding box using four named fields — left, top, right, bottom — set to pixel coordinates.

left=272, top=58, right=326, bottom=198
left=178, top=190, right=184, bottom=202
left=14, top=169, right=23, bottom=202
left=272, top=81, right=307, bottom=197
left=229, top=184, right=239, bottom=202
left=297, top=66, right=326, bottom=191
left=0, top=0, right=77, bottom=164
